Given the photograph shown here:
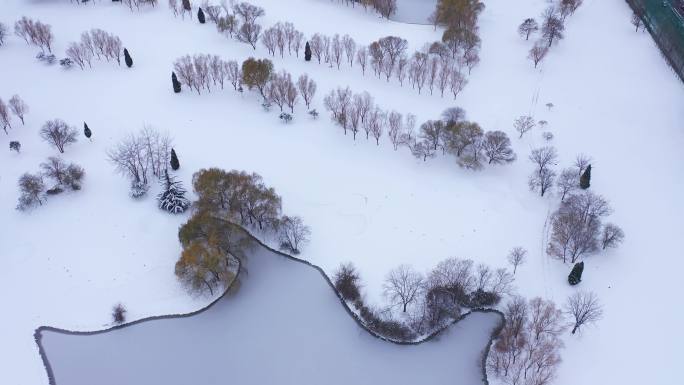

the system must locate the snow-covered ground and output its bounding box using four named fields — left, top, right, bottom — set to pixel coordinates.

left=0, top=0, right=683, bottom=384
left=392, top=0, right=438, bottom=24
left=40, top=243, right=500, bottom=385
